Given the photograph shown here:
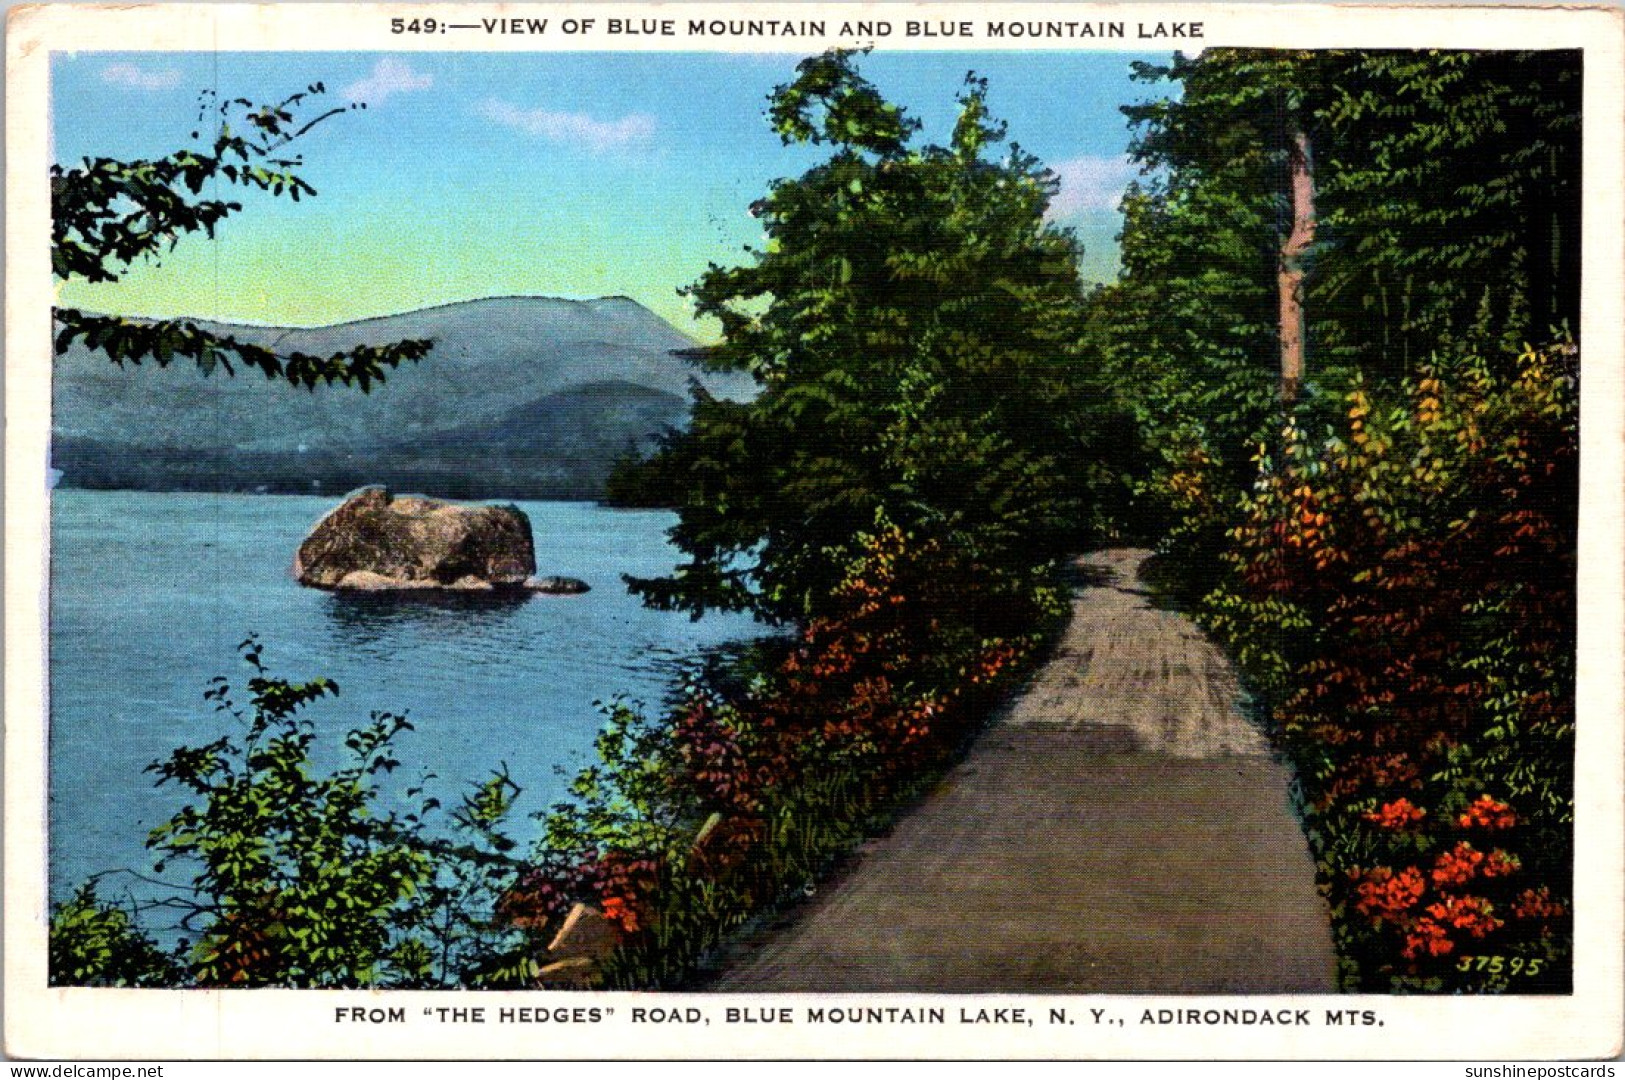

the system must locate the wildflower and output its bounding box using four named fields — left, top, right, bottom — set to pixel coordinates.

left=1431, top=842, right=1485, bottom=886
left=599, top=895, right=640, bottom=934
left=1402, top=917, right=1454, bottom=959
left=1512, top=887, right=1564, bottom=921
left=1459, top=795, right=1517, bottom=829
left=1353, top=865, right=1426, bottom=919
left=1364, top=798, right=1426, bottom=830
left=1424, top=895, right=1502, bottom=938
